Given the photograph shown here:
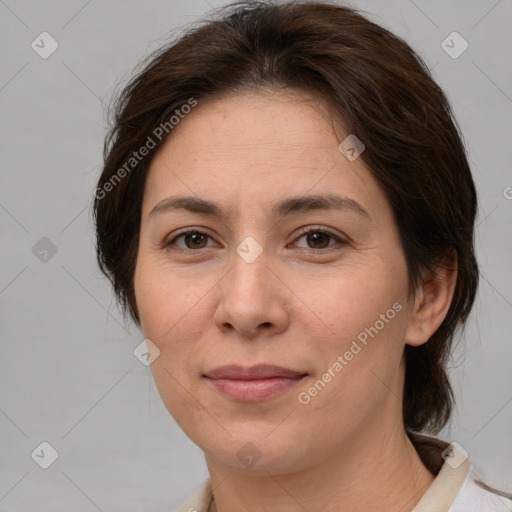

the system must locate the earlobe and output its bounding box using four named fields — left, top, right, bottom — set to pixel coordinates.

left=405, top=250, right=458, bottom=347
